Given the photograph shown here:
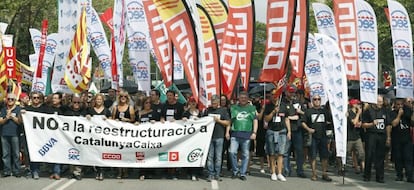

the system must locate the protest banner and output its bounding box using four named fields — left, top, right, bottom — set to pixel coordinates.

left=22, top=111, right=215, bottom=168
